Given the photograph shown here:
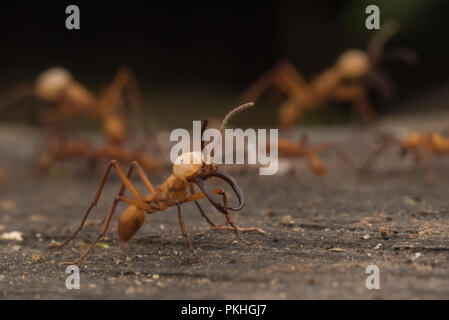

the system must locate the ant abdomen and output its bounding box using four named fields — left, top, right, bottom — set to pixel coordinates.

left=117, top=206, right=145, bottom=241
